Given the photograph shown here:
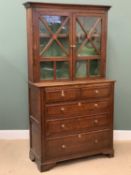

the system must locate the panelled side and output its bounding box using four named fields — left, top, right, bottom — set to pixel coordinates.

left=29, top=85, right=42, bottom=167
